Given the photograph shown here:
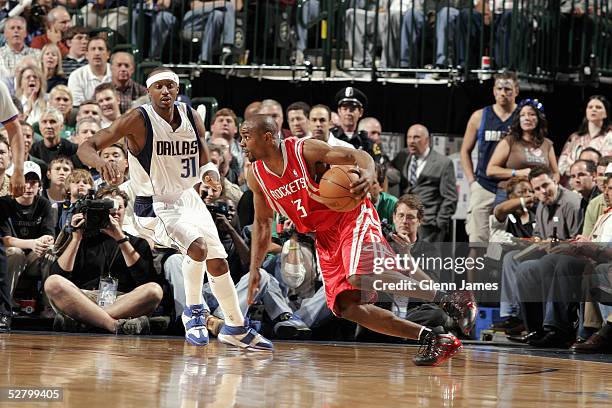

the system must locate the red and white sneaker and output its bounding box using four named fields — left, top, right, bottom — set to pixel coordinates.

left=442, top=291, right=478, bottom=336
left=413, top=330, right=463, bottom=367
